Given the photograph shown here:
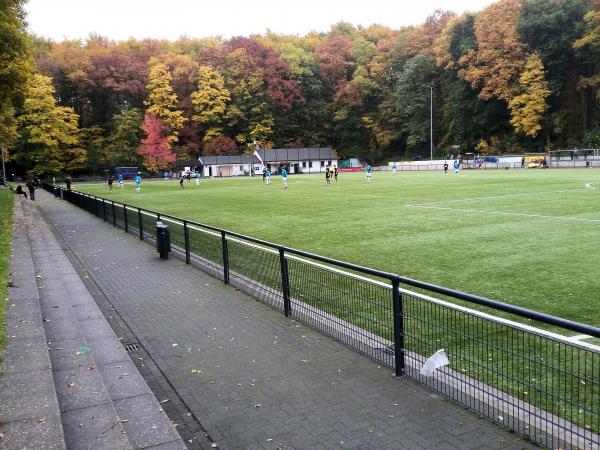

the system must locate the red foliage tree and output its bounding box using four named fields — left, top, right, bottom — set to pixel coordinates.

left=139, top=114, right=175, bottom=171
left=315, top=36, right=355, bottom=94
left=203, top=134, right=239, bottom=155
